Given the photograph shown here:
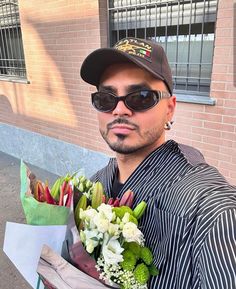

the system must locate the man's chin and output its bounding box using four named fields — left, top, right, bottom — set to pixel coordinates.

left=102, top=132, right=140, bottom=154
left=107, top=142, right=140, bottom=154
